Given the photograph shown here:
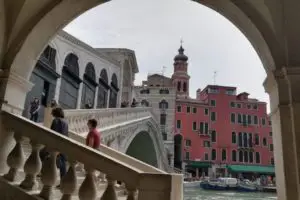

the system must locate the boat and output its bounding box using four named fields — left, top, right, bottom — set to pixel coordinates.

left=200, top=177, right=238, bottom=190
left=261, top=185, right=277, bottom=193
left=183, top=180, right=202, bottom=188
left=237, top=180, right=257, bottom=192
